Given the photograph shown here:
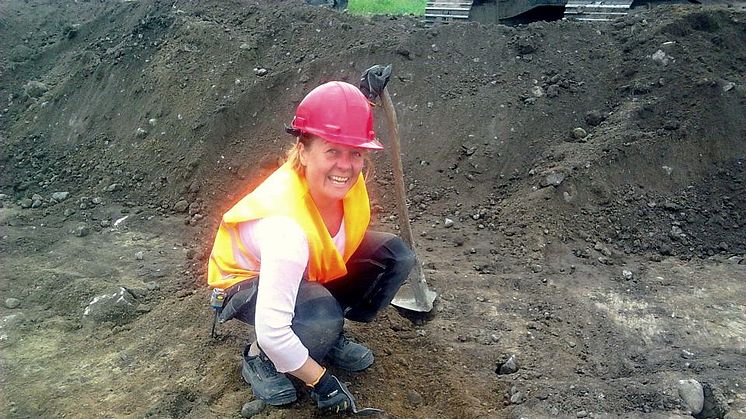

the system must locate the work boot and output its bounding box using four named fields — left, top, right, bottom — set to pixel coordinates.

left=241, top=346, right=297, bottom=405
left=325, top=333, right=374, bottom=372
